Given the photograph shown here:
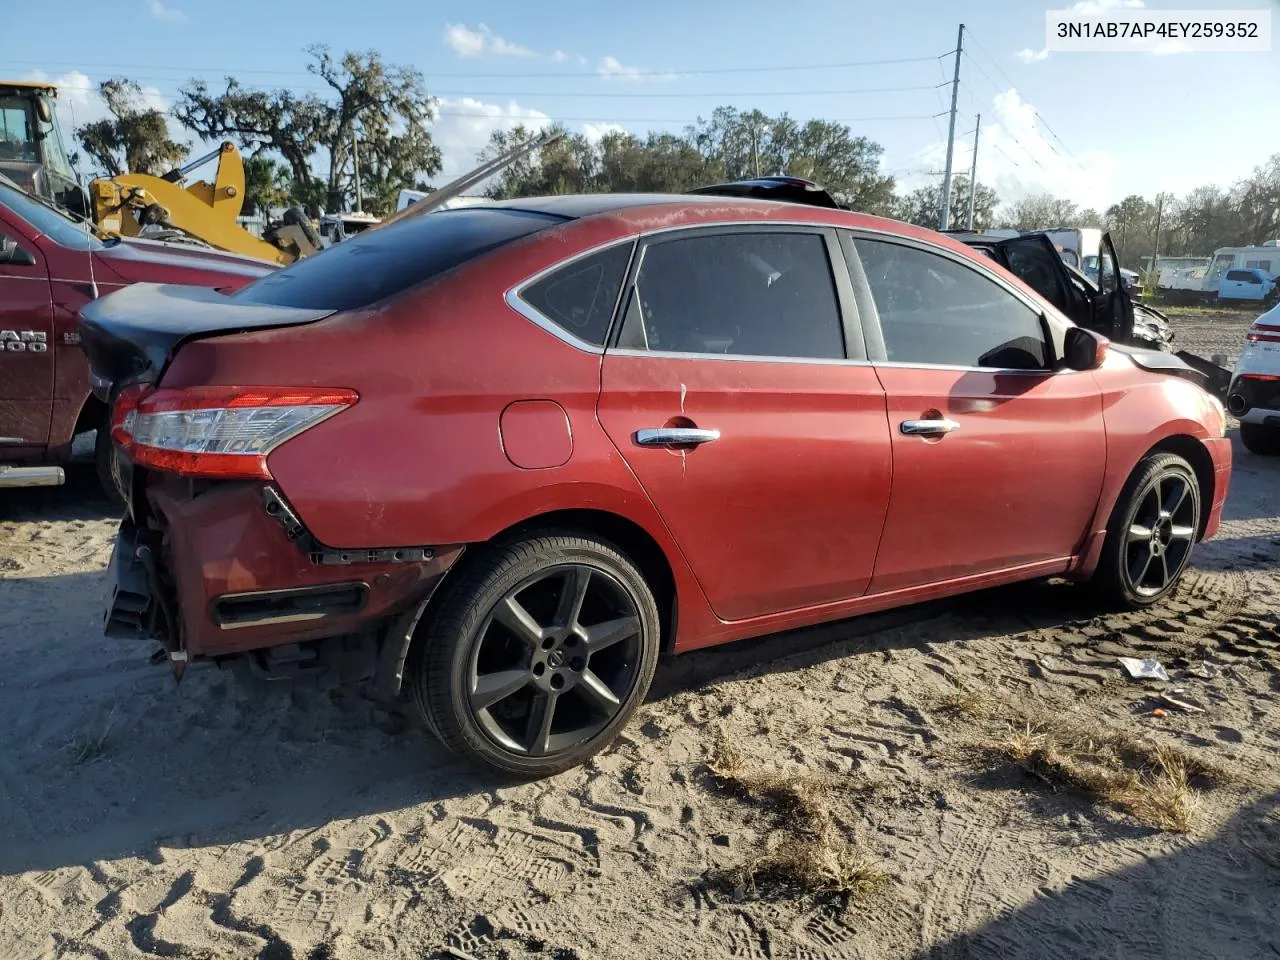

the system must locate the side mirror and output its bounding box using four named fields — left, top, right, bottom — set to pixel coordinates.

left=0, top=240, right=36, bottom=267
left=35, top=96, right=53, bottom=125
left=1064, top=326, right=1108, bottom=371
